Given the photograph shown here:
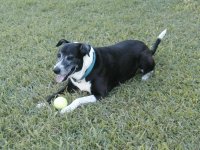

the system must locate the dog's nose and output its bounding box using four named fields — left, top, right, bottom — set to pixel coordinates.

left=53, top=67, right=60, bottom=74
